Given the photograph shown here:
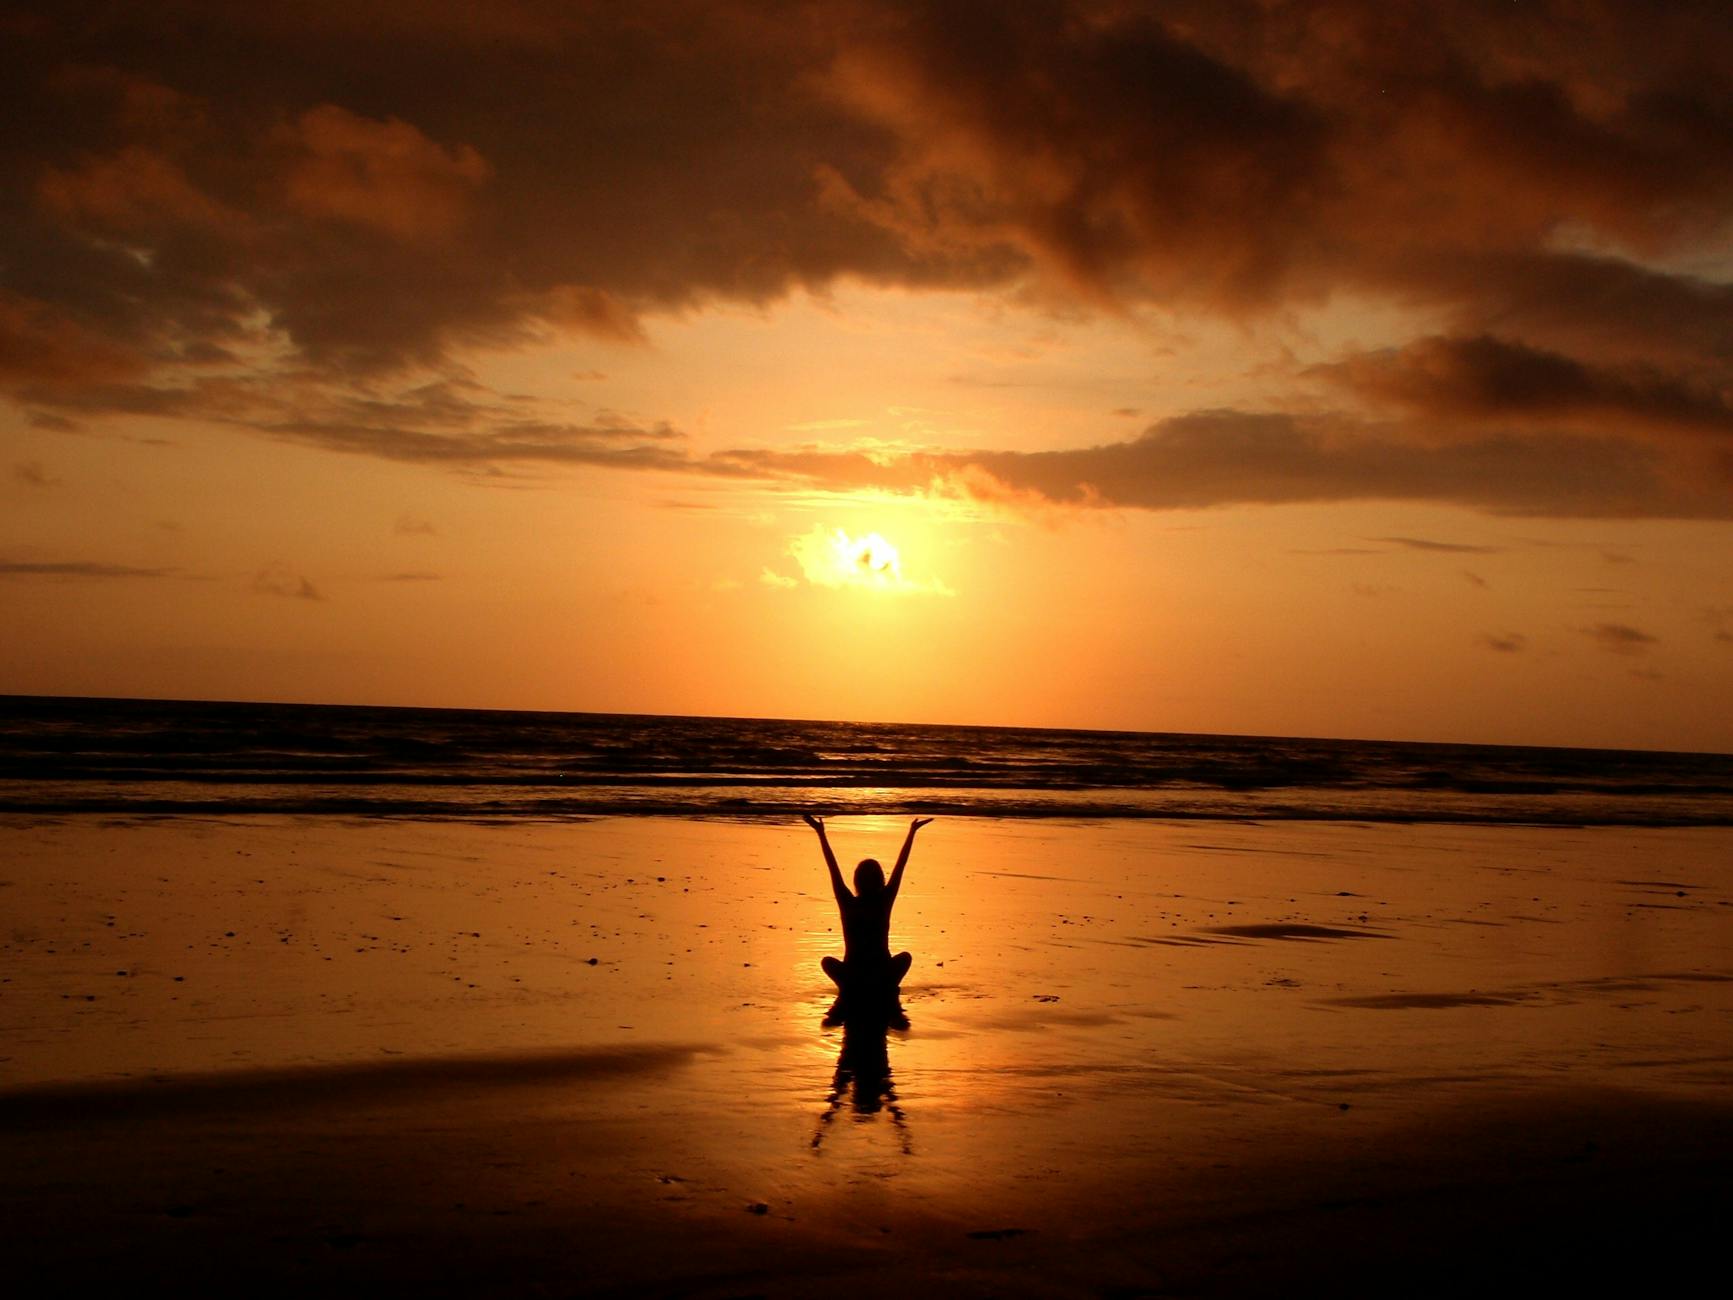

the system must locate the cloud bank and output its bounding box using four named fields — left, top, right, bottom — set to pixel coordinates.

left=2, top=1, right=1730, bottom=517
